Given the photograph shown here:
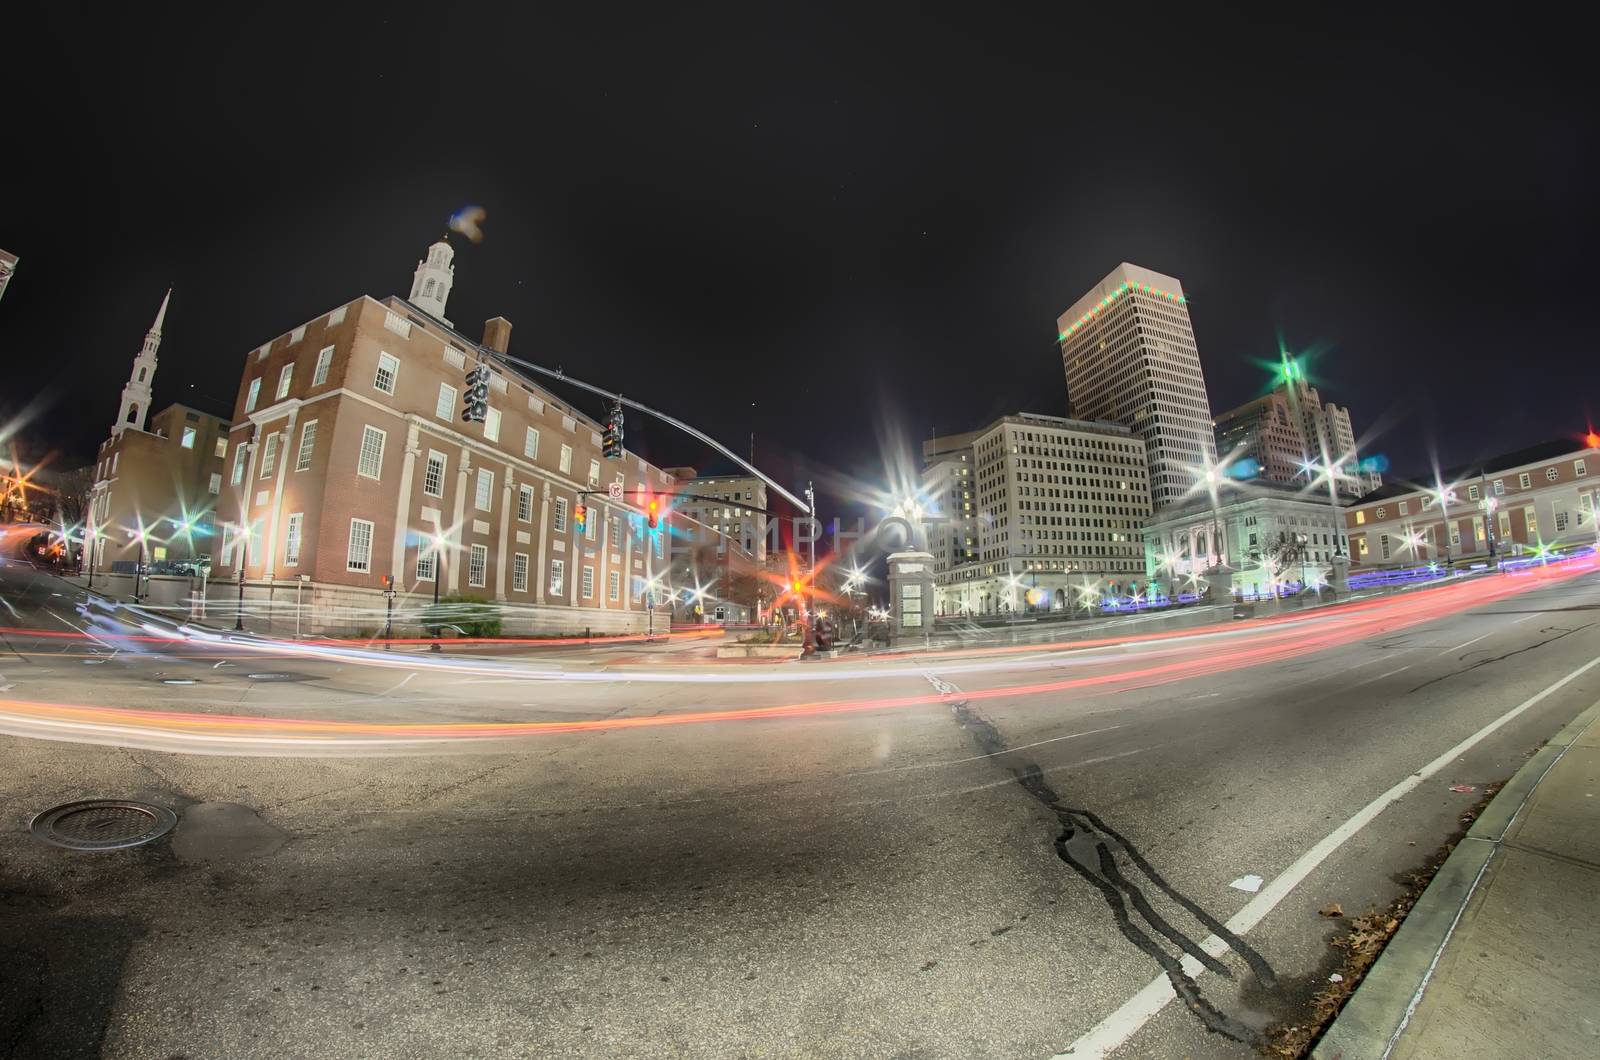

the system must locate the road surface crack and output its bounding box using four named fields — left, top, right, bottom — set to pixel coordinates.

left=925, top=673, right=1273, bottom=1047
left=1406, top=622, right=1593, bottom=695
